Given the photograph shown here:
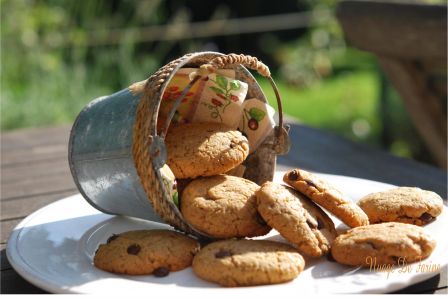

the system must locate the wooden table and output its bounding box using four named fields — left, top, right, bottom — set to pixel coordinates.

left=1, top=124, right=447, bottom=293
